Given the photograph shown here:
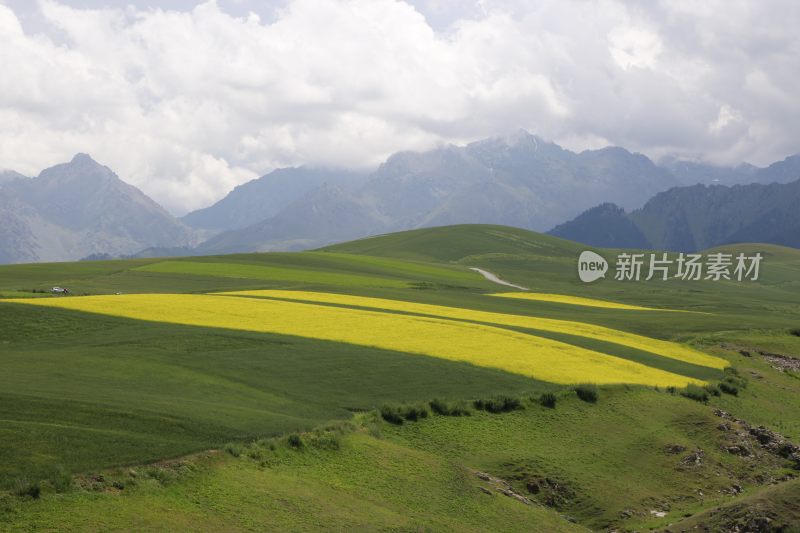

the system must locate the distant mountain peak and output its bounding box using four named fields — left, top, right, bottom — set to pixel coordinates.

left=469, top=129, right=545, bottom=150
left=65, top=154, right=108, bottom=173
left=503, top=129, right=540, bottom=146
left=0, top=155, right=194, bottom=263
left=0, top=169, right=27, bottom=184
left=70, top=153, right=95, bottom=164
